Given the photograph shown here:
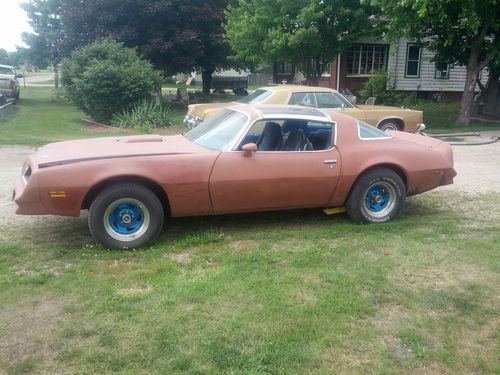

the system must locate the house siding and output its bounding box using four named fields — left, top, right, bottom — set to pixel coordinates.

left=389, top=38, right=488, bottom=93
